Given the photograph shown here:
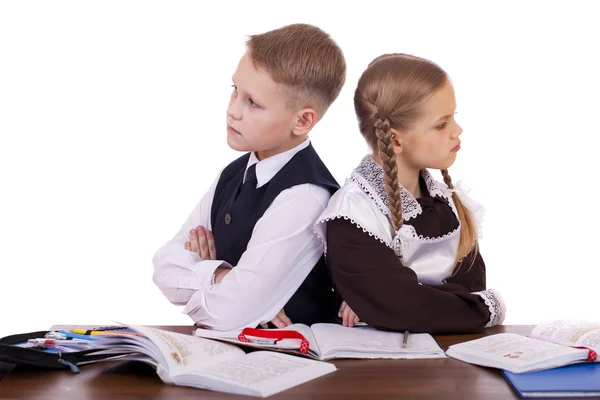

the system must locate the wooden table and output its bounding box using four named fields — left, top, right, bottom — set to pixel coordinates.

left=1, top=325, right=597, bottom=399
